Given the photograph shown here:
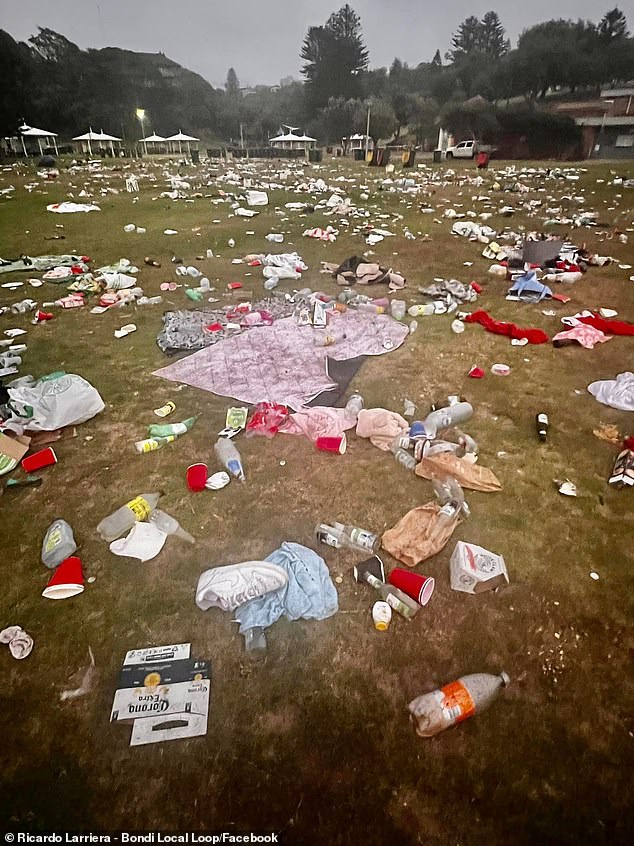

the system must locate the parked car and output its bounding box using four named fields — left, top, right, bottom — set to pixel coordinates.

left=445, top=140, right=478, bottom=159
